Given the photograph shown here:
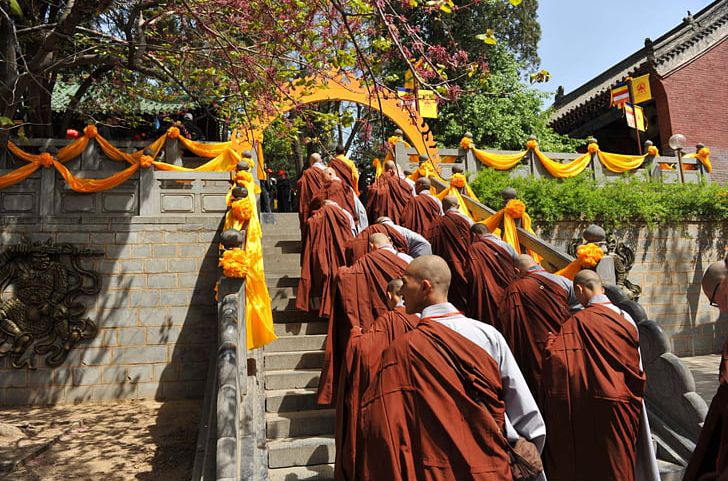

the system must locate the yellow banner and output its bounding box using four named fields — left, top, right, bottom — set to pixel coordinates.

left=625, top=104, right=646, bottom=132
left=418, top=90, right=438, bottom=118
left=630, top=74, right=652, bottom=104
